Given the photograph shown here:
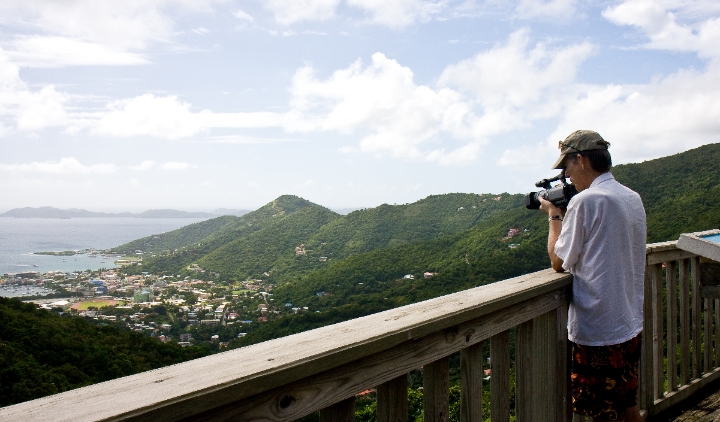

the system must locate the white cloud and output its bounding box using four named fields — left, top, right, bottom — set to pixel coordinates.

left=515, top=0, right=577, bottom=20
left=234, top=9, right=254, bottom=22
left=603, top=0, right=720, bottom=59
left=285, top=52, right=481, bottom=162
left=4, top=36, right=150, bottom=67
left=263, top=0, right=340, bottom=25
left=160, top=162, right=194, bottom=170
left=425, top=142, right=481, bottom=166
left=130, top=160, right=156, bottom=171
left=347, top=0, right=445, bottom=28
left=549, top=62, right=720, bottom=164
left=0, top=157, right=118, bottom=174
left=439, top=29, right=595, bottom=108
left=191, top=27, right=210, bottom=35
left=497, top=143, right=553, bottom=168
